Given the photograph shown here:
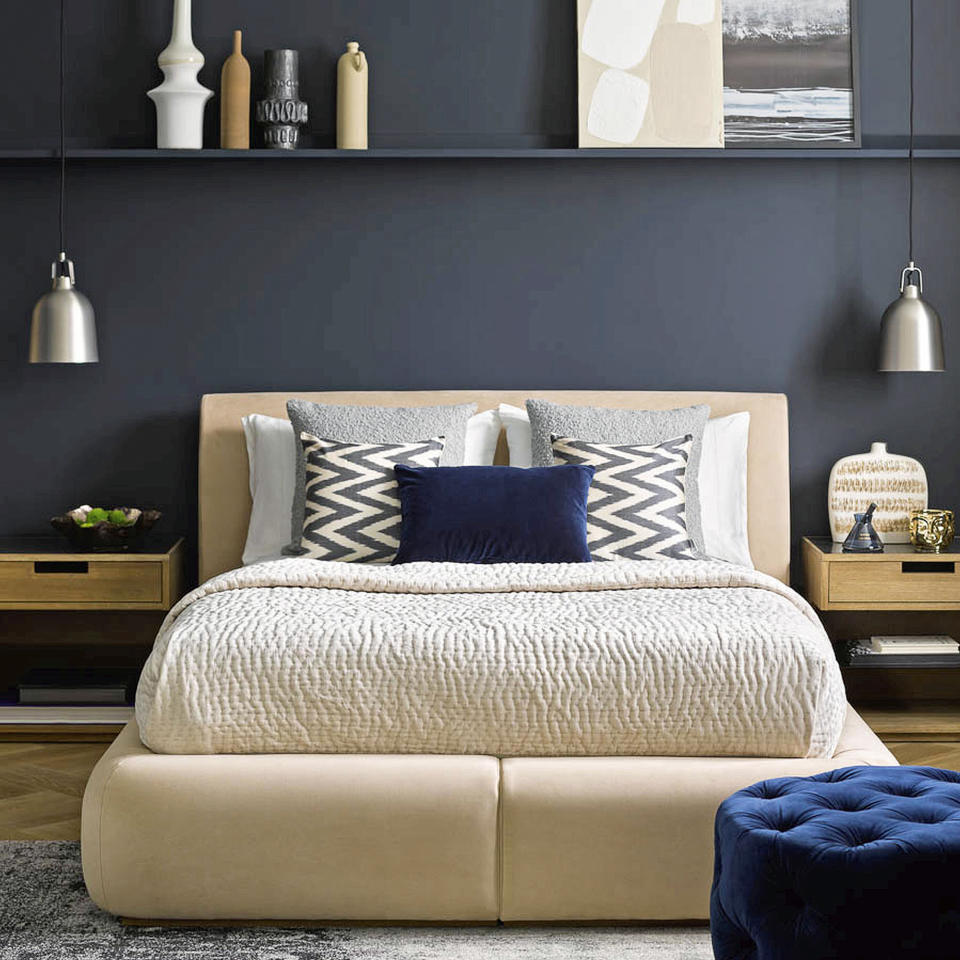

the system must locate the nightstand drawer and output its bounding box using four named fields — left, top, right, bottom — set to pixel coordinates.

left=829, top=560, right=960, bottom=605
left=0, top=560, right=163, bottom=605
